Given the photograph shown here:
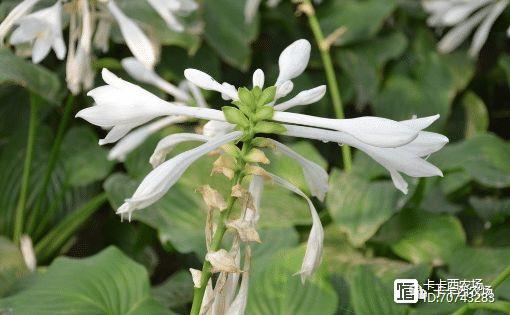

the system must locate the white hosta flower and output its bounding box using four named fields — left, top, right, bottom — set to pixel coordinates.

left=9, top=1, right=66, bottom=63
left=268, top=139, right=328, bottom=201
left=116, top=131, right=242, bottom=220
left=0, top=0, right=40, bottom=45
left=184, top=69, right=239, bottom=100
left=107, top=0, right=156, bottom=68
left=245, top=175, right=263, bottom=223
left=147, top=0, right=198, bottom=32
left=150, top=133, right=209, bottom=167
left=108, top=115, right=189, bottom=161
left=66, top=0, right=93, bottom=95
left=284, top=120, right=448, bottom=194
left=269, top=173, right=323, bottom=283
left=76, top=69, right=177, bottom=128
left=244, top=0, right=282, bottom=23
left=276, top=39, right=311, bottom=85
left=93, top=18, right=112, bottom=53
left=202, top=120, right=235, bottom=138
left=121, top=57, right=190, bottom=101
left=423, top=0, right=510, bottom=57
left=252, top=68, right=264, bottom=88
left=274, top=85, right=327, bottom=111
